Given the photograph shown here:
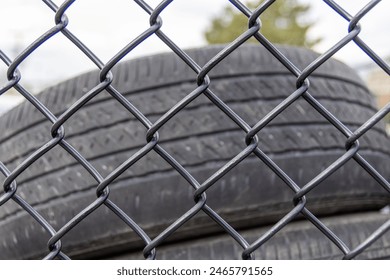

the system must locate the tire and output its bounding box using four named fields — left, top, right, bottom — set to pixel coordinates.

left=0, top=44, right=389, bottom=259
left=110, top=211, right=390, bottom=260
